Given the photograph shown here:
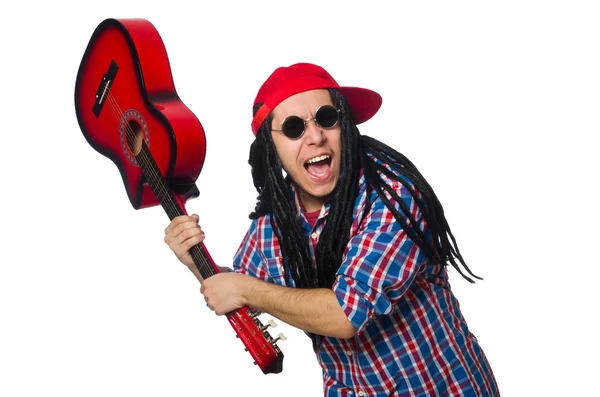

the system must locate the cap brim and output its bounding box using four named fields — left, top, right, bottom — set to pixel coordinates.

left=337, top=87, right=382, bottom=125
